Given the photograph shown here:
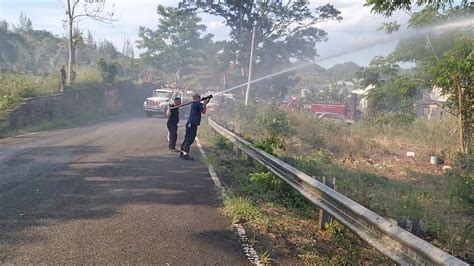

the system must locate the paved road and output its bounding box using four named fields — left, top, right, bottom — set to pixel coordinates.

left=0, top=114, right=248, bottom=264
